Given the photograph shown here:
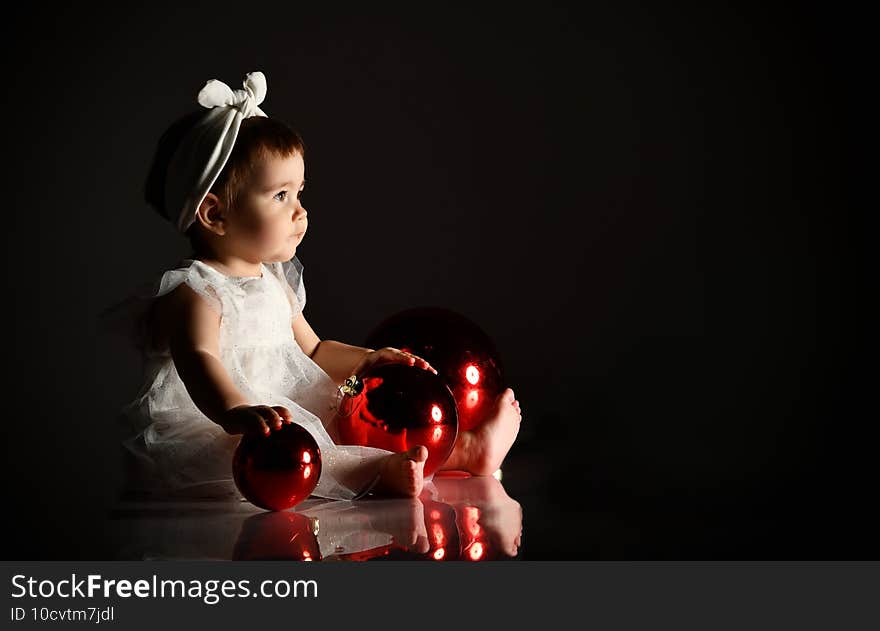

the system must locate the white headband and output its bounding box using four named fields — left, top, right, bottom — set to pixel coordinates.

left=165, top=71, right=269, bottom=234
